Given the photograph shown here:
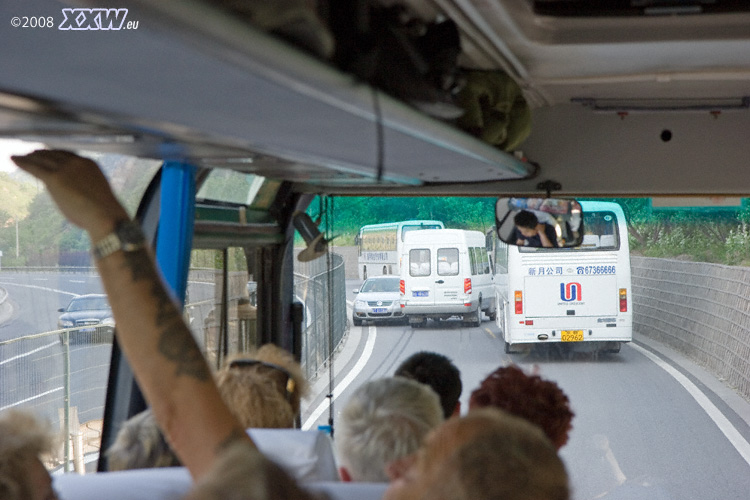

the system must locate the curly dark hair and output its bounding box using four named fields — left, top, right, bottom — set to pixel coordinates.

left=469, top=365, right=574, bottom=449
